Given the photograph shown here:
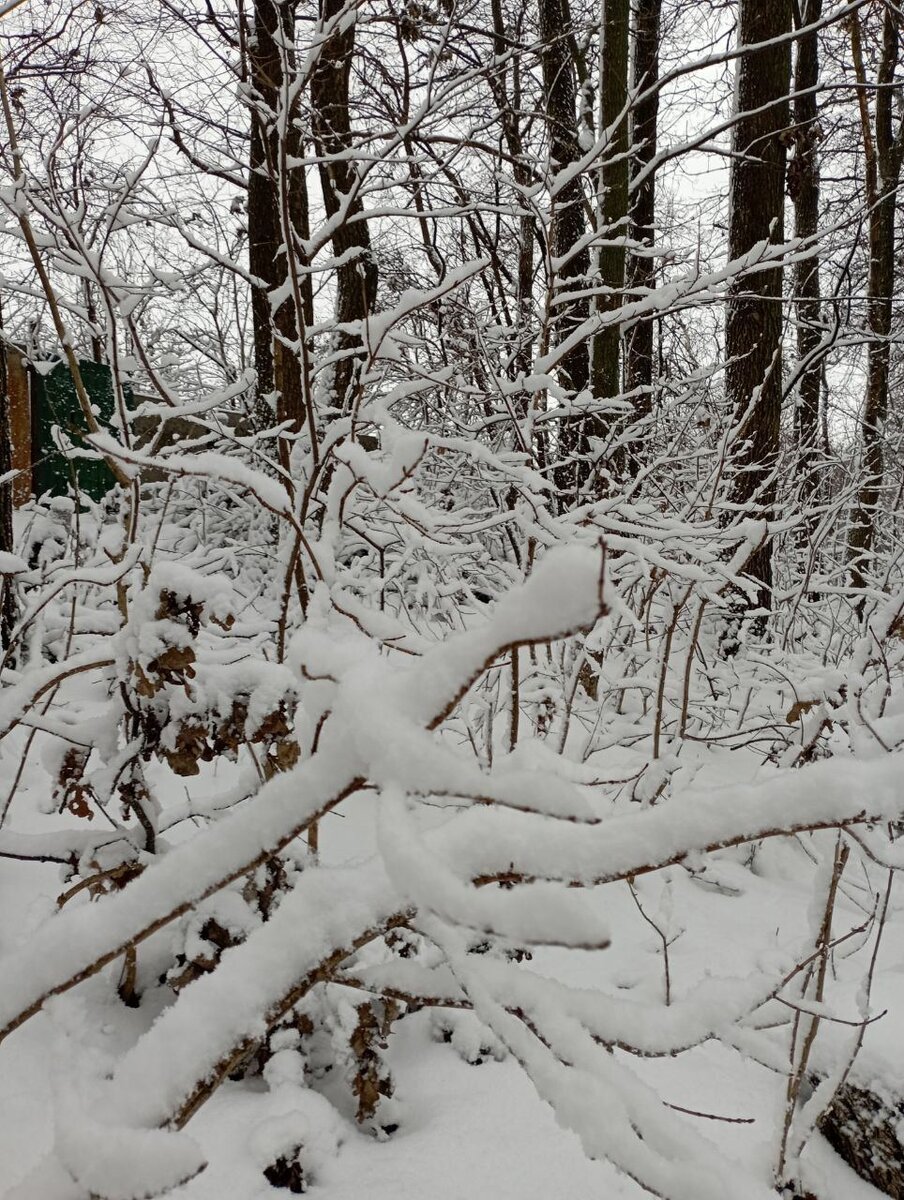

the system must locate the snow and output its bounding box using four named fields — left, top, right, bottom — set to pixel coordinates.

left=101, top=863, right=401, bottom=1130
left=53, top=1086, right=206, bottom=1200
left=5, top=528, right=898, bottom=1198
left=0, top=552, right=27, bottom=575
left=2, top=4, right=904, bottom=1195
